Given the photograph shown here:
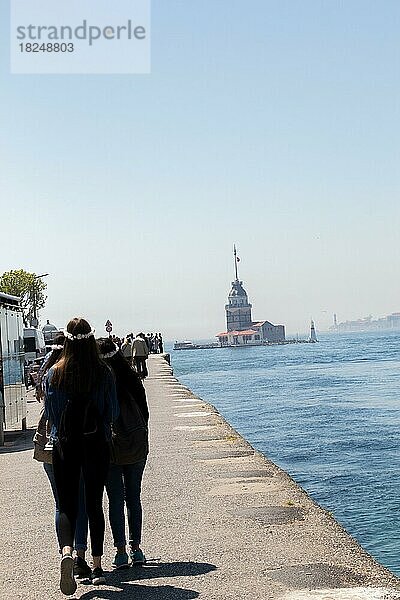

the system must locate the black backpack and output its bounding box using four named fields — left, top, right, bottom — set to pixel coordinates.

left=56, top=393, right=102, bottom=456
left=110, top=387, right=148, bottom=465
